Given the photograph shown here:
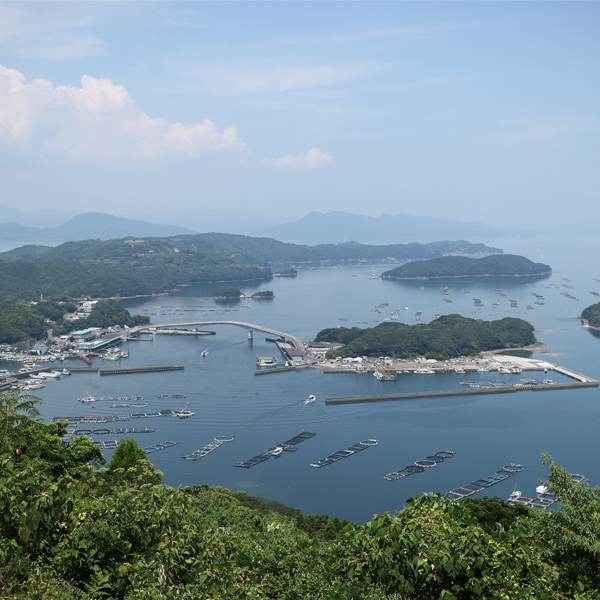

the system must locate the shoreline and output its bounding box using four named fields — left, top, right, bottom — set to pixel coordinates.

left=382, top=271, right=553, bottom=281
left=578, top=317, right=600, bottom=331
